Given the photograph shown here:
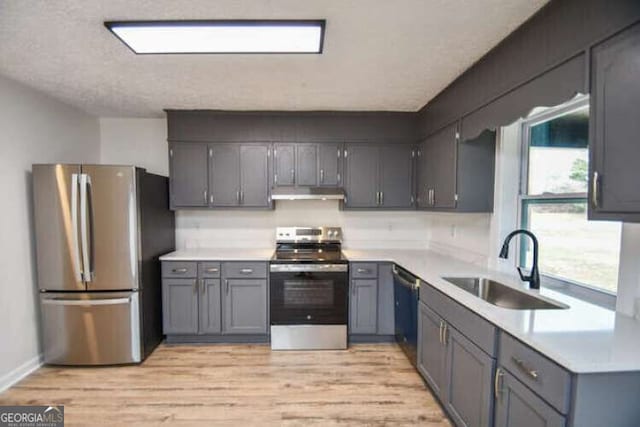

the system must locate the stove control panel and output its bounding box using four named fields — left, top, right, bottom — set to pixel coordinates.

left=276, top=227, right=342, bottom=243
